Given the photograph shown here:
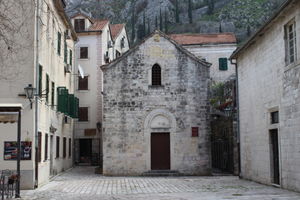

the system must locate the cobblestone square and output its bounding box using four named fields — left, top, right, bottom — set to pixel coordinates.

left=20, top=167, right=300, bottom=200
